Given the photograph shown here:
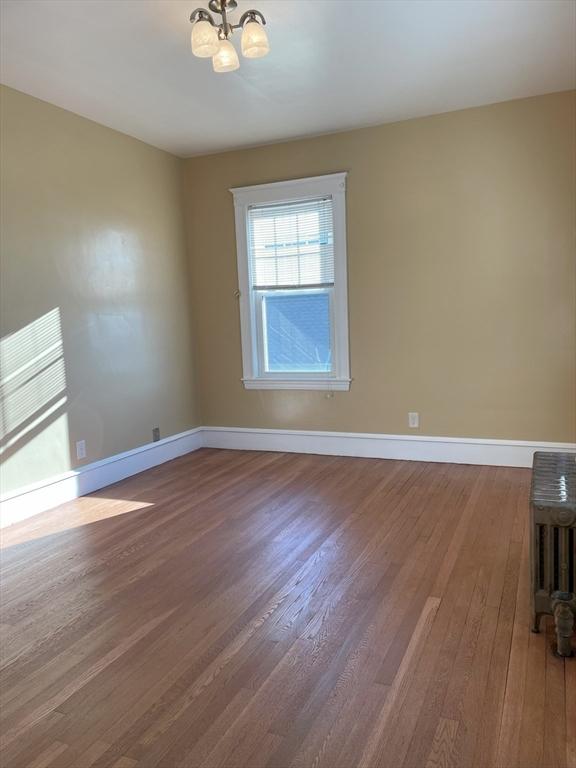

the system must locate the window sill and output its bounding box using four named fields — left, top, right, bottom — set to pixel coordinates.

left=242, top=378, right=351, bottom=391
